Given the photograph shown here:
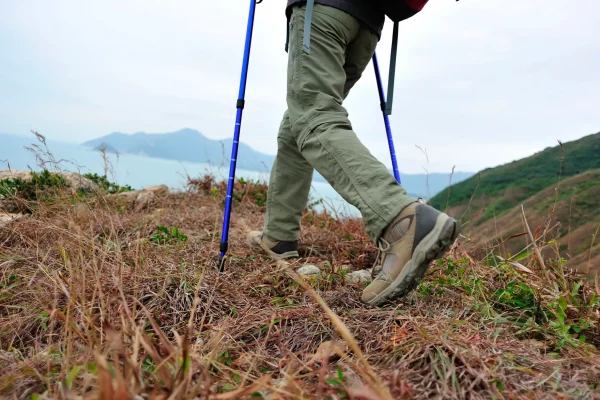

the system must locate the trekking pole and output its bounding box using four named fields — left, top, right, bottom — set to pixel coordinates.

left=373, top=52, right=402, bottom=184
left=219, top=0, right=262, bottom=272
